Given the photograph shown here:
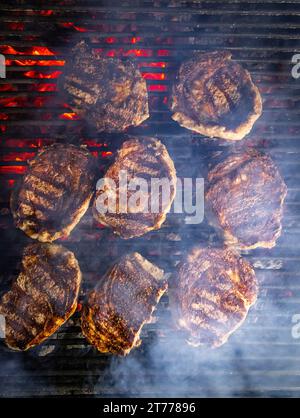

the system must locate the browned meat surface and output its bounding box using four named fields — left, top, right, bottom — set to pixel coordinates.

left=0, top=243, right=81, bottom=351
left=63, top=41, right=149, bottom=132
left=170, top=51, right=262, bottom=140
left=171, top=247, right=258, bottom=348
left=93, top=137, right=177, bottom=239
left=81, top=252, right=167, bottom=355
left=206, top=149, right=287, bottom=250
left=11, top=143, right=96, bottom=242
